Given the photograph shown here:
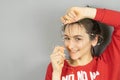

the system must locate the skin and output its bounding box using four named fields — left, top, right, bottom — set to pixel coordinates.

left=50, top=7, right=97, bottom=80
left=61, top=7, right=96, bottom=24
left=63, top=24, right=96, bottom=66
left=50, top=23, right=98, bottom=80
left=50, top=46, right=65, bottom=80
